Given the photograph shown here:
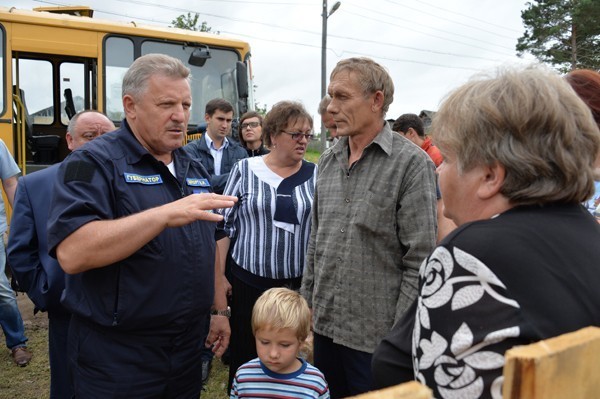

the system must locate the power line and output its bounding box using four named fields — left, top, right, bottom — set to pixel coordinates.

left=111, top=0, right=323, bottom=35
left=415, top=0, right=523, bottom=34
left=34, top=0, right=513, bottom=59
left=102, top=0, right=518, bottom=57
left=383, top=0, right=517, bottom=39
left=224, top=30, right=488, bottom=72
left=339, top=49, right=483, bottom=71
left=340, top=9, right=514, bottom=57
left=343, top=3, right=514, bottom=52
left=116, top=0, right=517, bottom=57
left=115, top=0, right=311, bottom=8
left=327, top=31, right=504, bottom=62
left=32, top=0, right=516, bottom=67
